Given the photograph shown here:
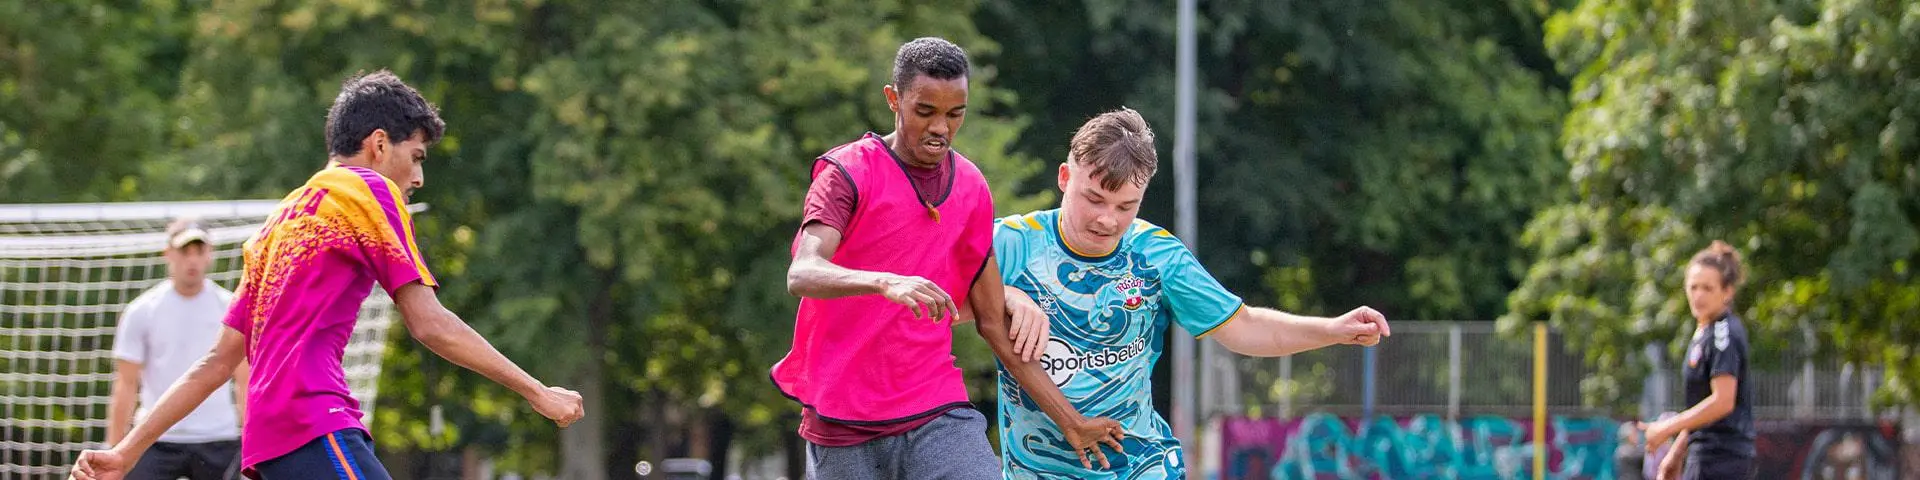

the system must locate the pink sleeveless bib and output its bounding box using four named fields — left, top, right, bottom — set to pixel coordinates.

left=771, top=133, right=995, bottom=423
